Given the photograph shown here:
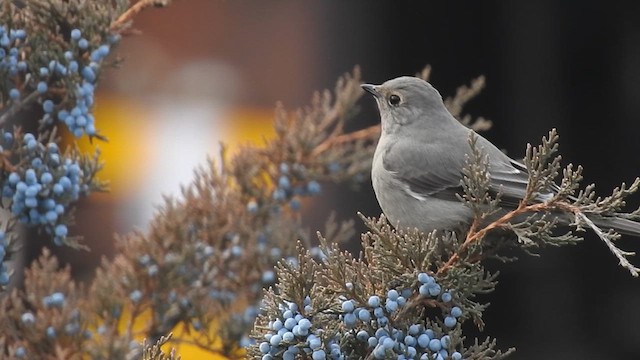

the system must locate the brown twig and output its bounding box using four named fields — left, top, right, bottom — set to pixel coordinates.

left=437, top=202, right=551, bottom=275
left=0, top=90, right=40, bottom=127
left=110, top=0, right=173, bottom=32
left=311, top=124, right=380, bottom=157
